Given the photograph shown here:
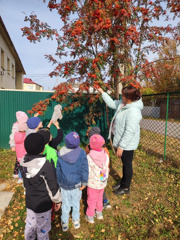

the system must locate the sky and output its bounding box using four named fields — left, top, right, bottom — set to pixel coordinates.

left=0, top=0, right=62, bottom=90
left=0, top=0, right=179, bottom=90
